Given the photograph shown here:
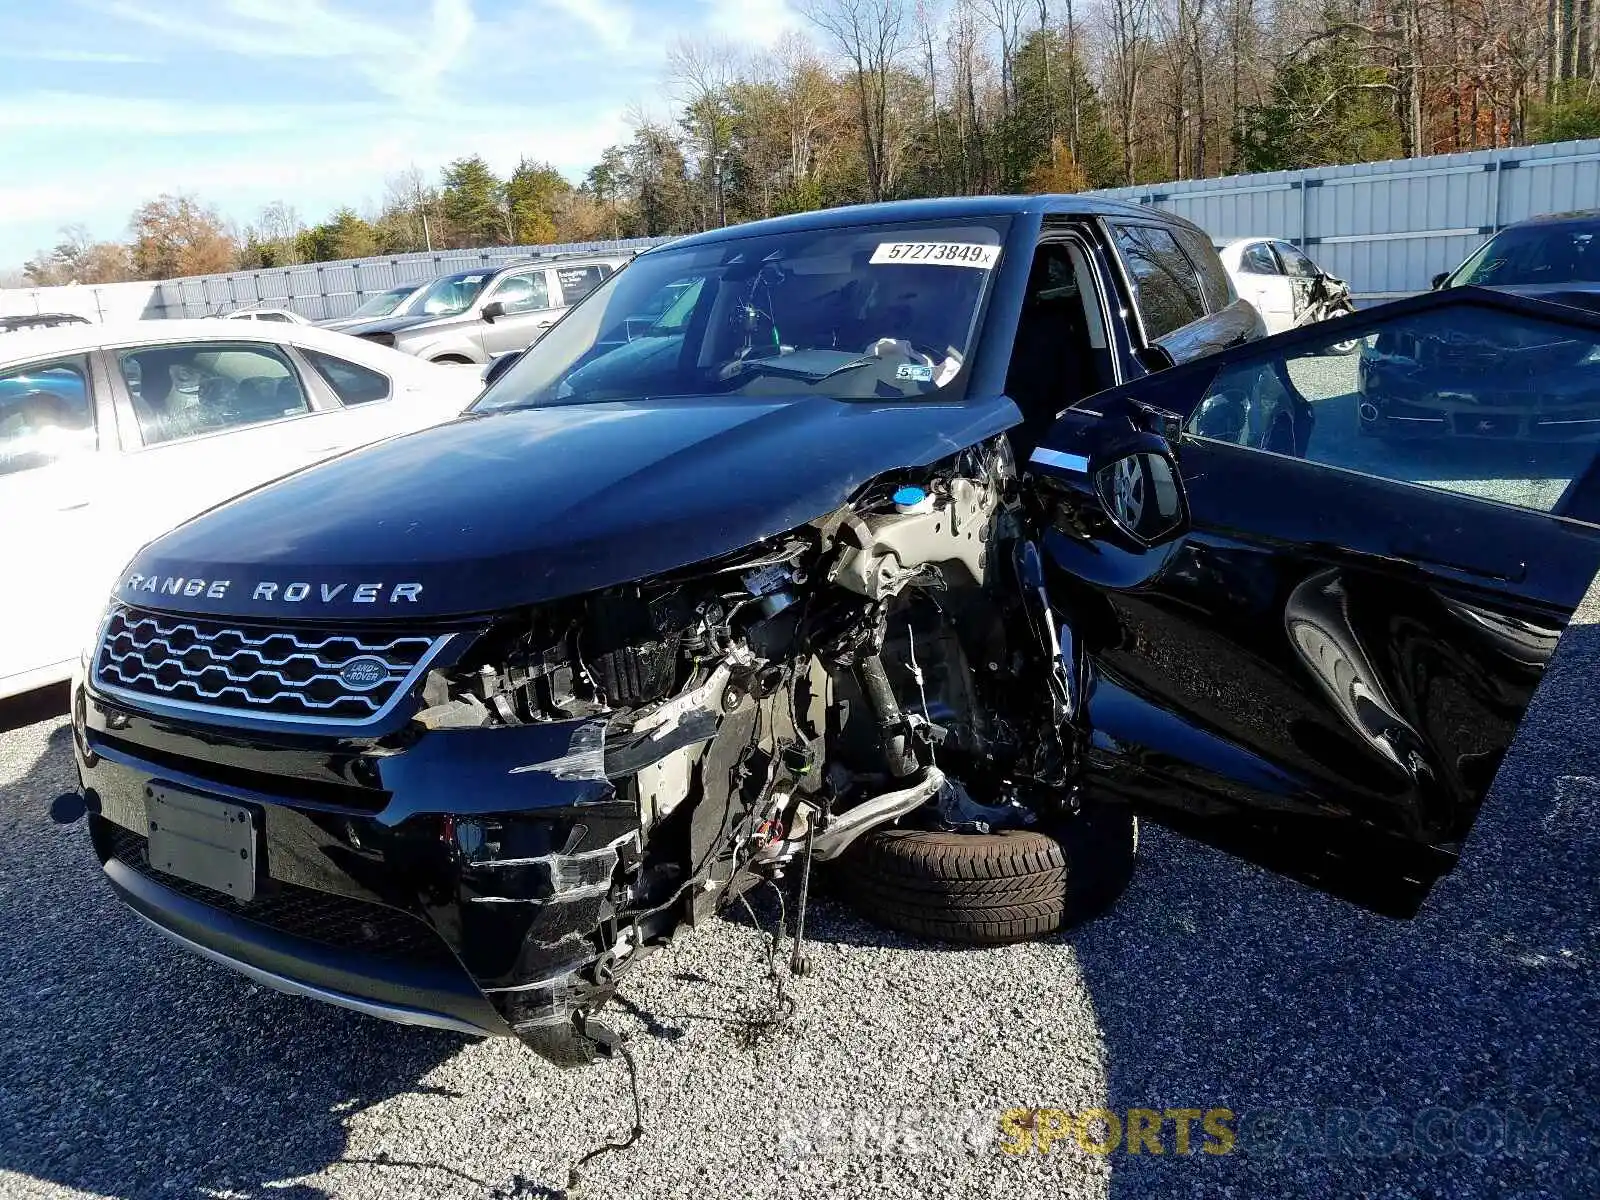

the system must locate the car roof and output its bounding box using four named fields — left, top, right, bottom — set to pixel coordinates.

left=653, top=194, right=1197, bottom=253
left=0, top=318, right=413, bottom=364
left=435, top=250, right=638, bottom=284
left=1500, top=210, right=1600, bottom=229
